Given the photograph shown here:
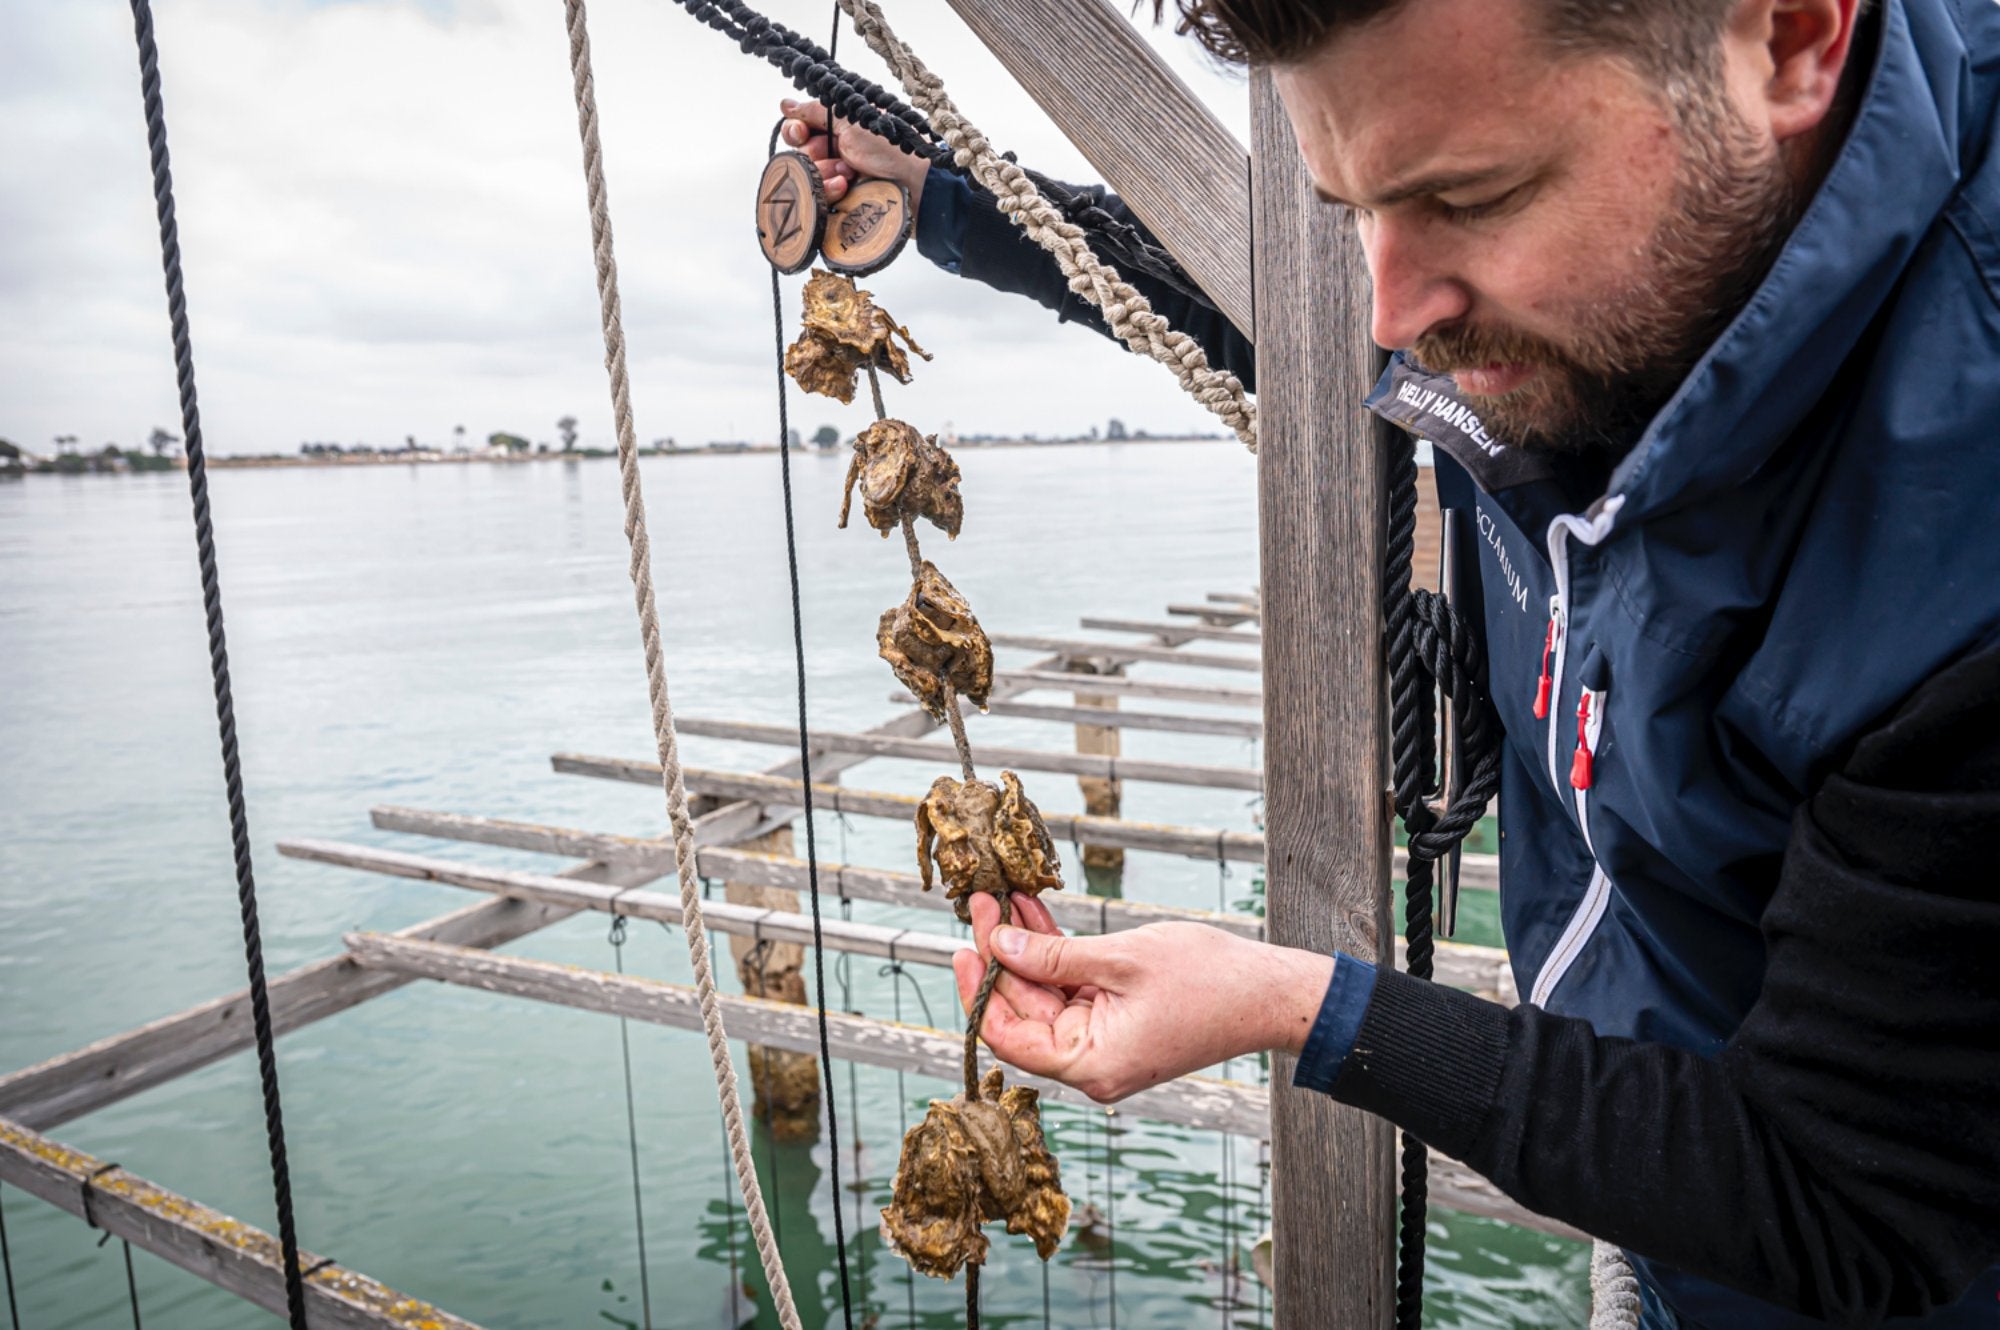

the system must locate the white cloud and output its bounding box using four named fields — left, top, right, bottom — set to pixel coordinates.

left=0, top=0, right=1251, bottom=455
